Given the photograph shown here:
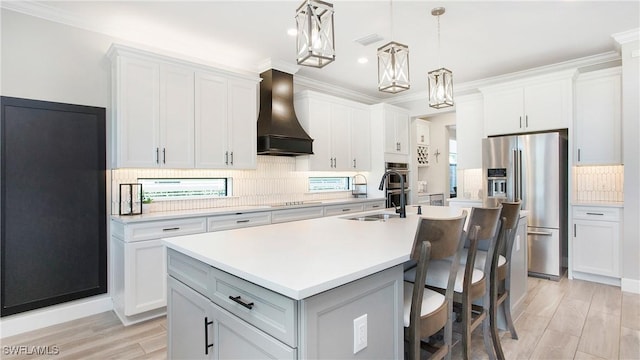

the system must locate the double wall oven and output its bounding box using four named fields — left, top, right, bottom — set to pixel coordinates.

left=384, top=162, right=410, bottom=208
